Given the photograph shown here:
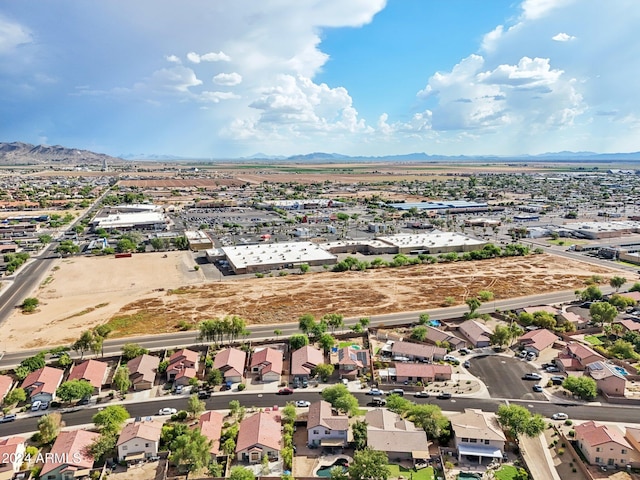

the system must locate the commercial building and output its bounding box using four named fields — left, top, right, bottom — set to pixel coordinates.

left=222, top=241, right=337, bottom=274
left=185, top=230, right=213, bottom=251
left=90, top=204, right=169, bottom=232
left=375, top=231, right=487, bottom=254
